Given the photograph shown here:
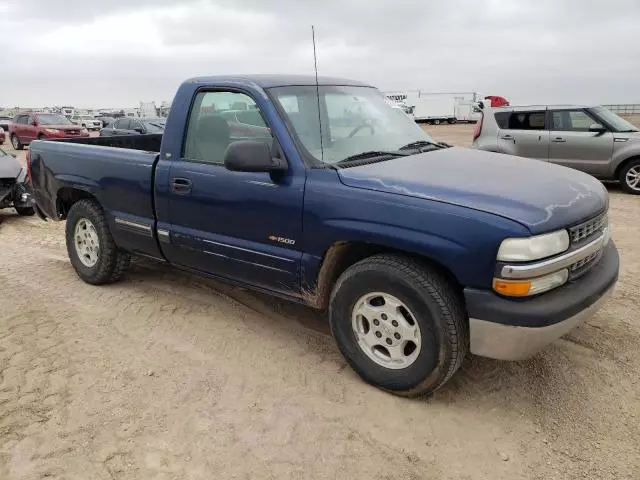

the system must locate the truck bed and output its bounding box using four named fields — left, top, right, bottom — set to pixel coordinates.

left=53, top=133, right=163, bottom=152
left=29, top=135, right=162, bottom=257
